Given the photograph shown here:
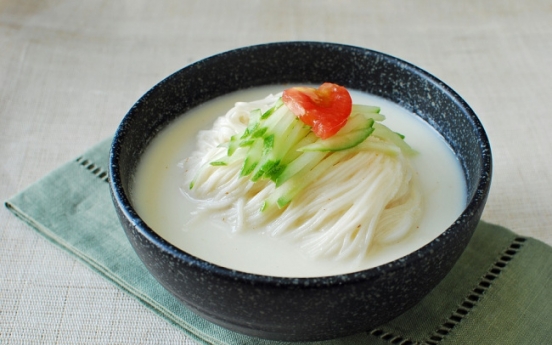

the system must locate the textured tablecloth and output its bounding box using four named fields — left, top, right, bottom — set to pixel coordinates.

left=1, top=1, right=551, bottom=344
